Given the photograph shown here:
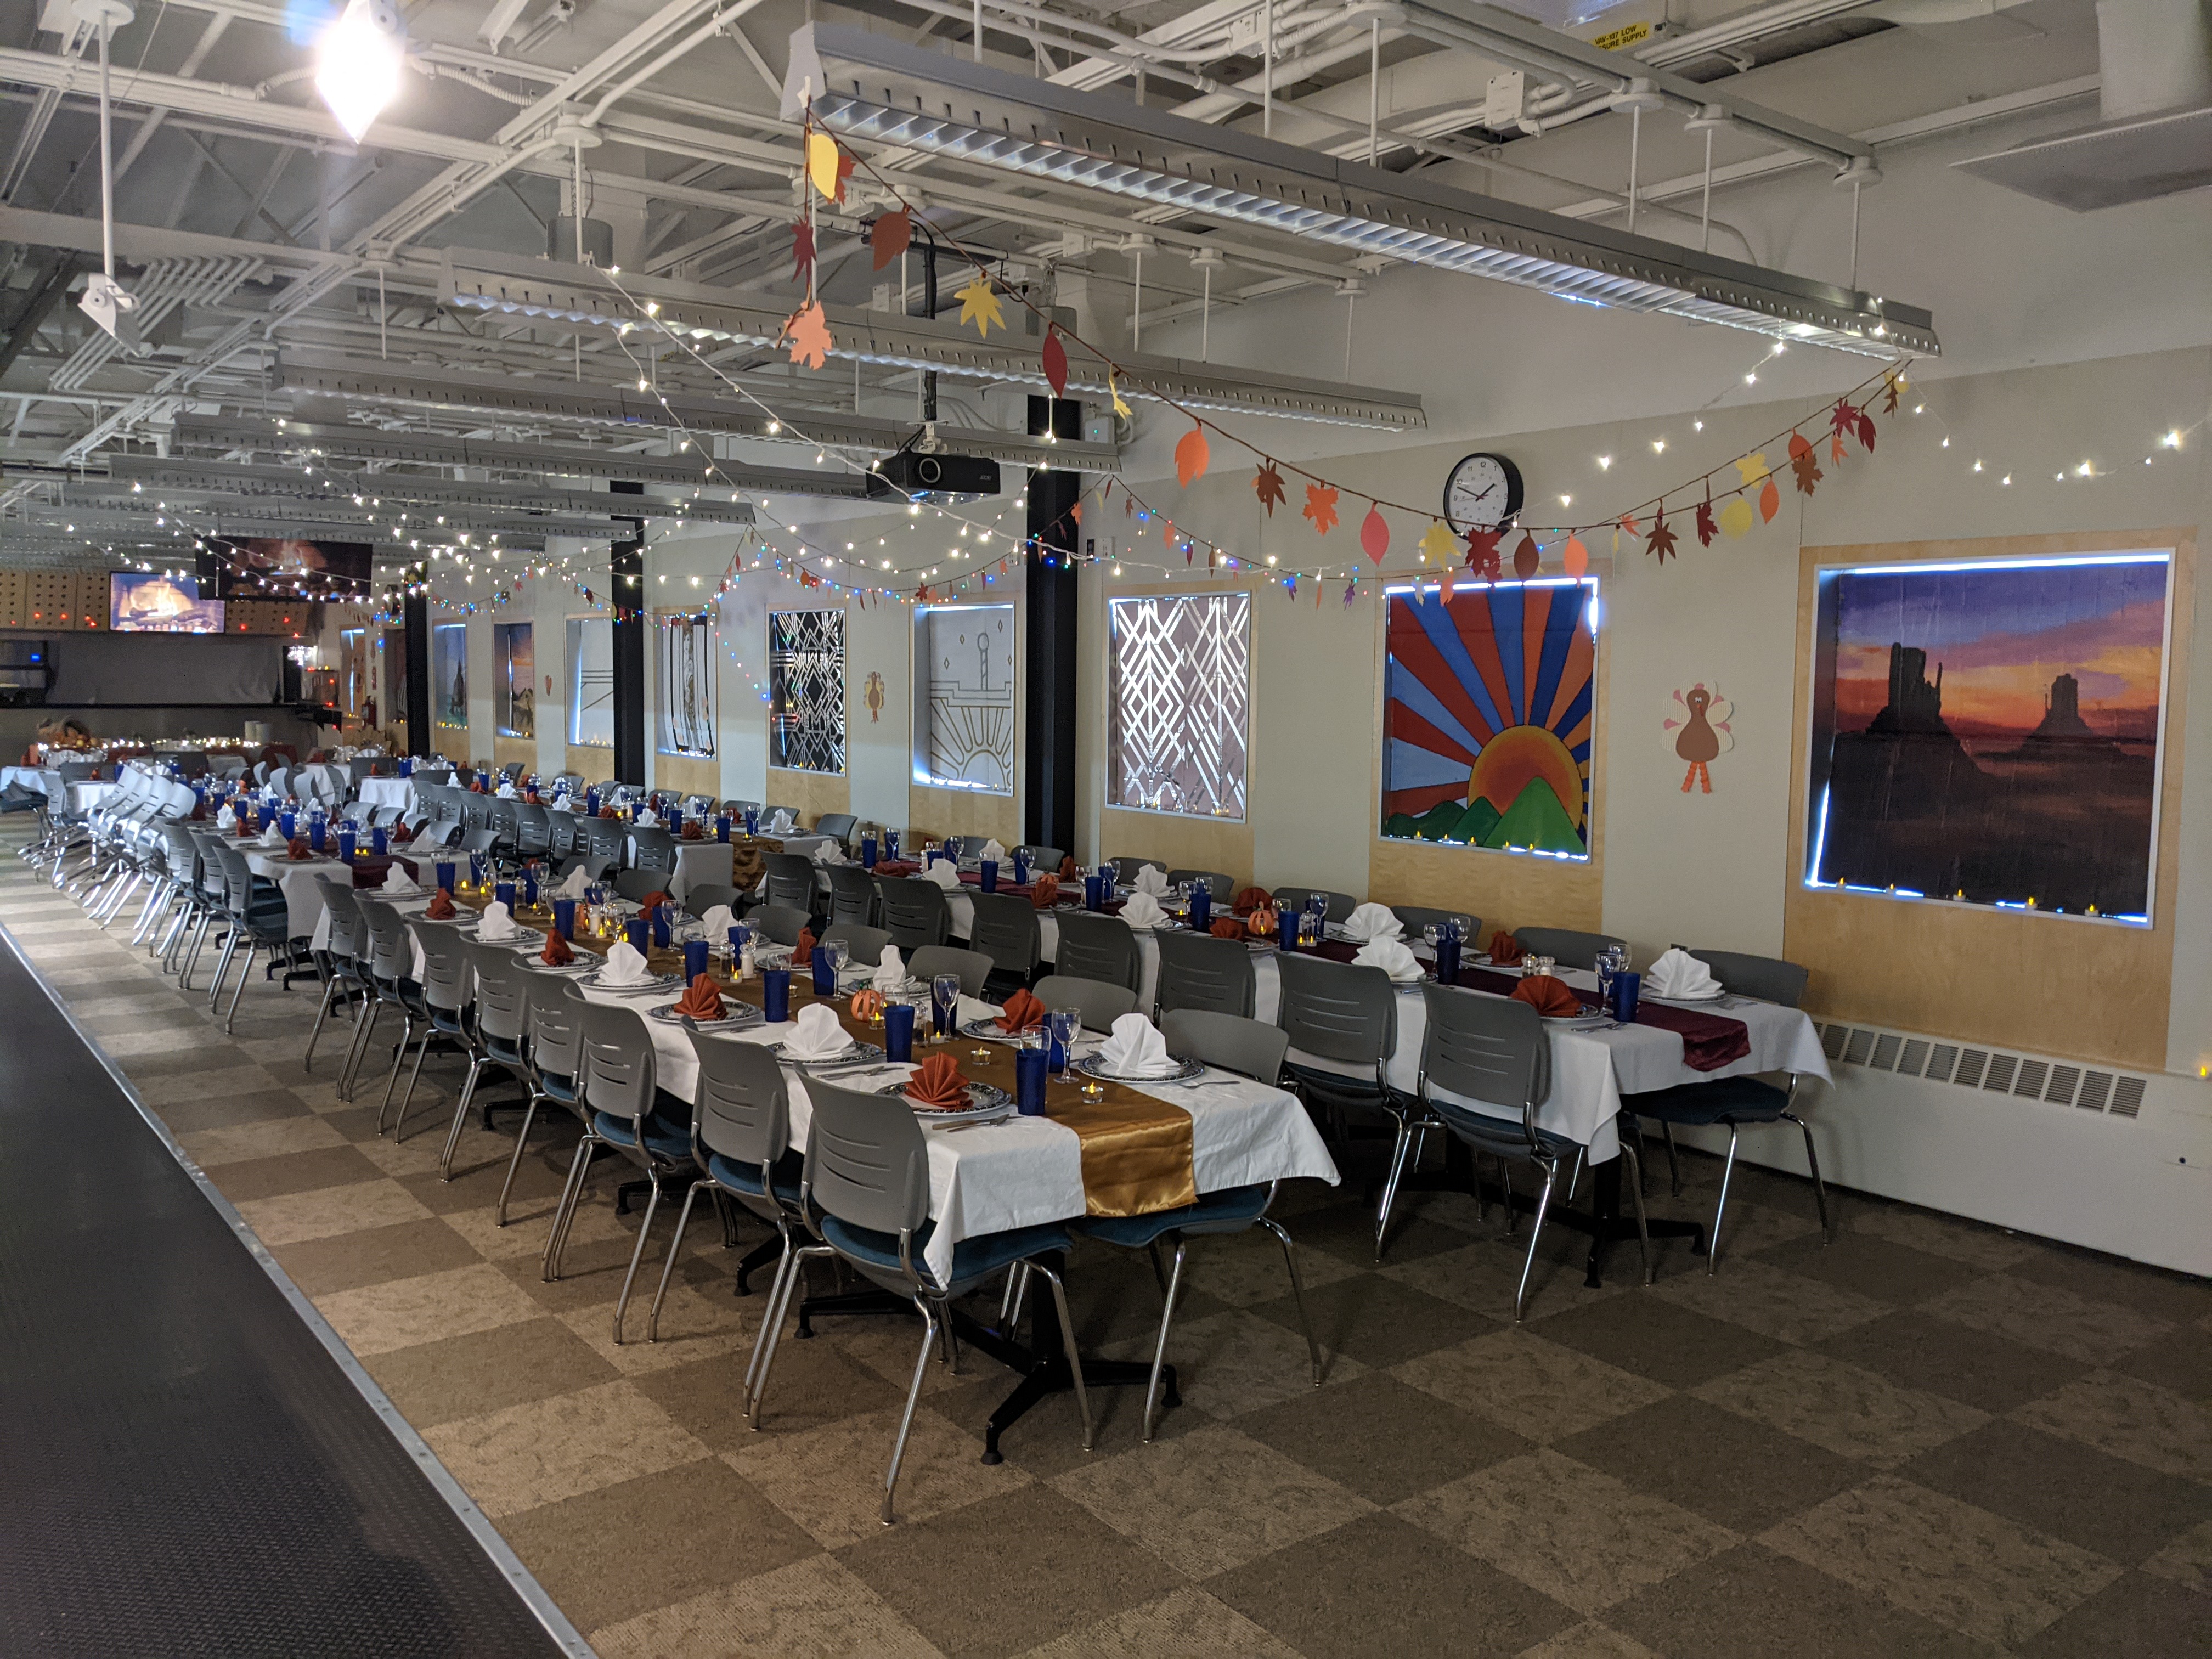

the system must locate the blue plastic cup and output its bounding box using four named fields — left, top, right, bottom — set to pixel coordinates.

left=627, top=918, right=650, bottom=954
left=763, top=969, right=791, bottom=1024
left=884, top=830, right=900, bottom=859
left=278, top=810, right=296, bottom=840
left=861, top=836, right=878, bottom=868
left=371, top=826, right=388, bottom=855
left=552, top=898, right=576, bottom=939
left=811, top=951, right=836, bottom=995
left=1084, top=874, right=1104, bottom=912
left=1015, top=1045, right=1048, bottom=1115
left=979, top=859, right=999, bottom=894
left=743, top=809, right=758, bottom=835
left=494, top=881, right=516, bottom=911
left=1189, top=885, right=1212, bottom=930
left=684, top=940, right=709, bottom=981
left=716, top=815, right=731, bottom=843
left=521, top=872, right=538, bottom=909
left=1012, top=852, right=1028, bottom=886
left=883, top=1001, right=915, bottom=1061
left=337, top=828, right=356, bottom=862
left=1436, top=935, right=1462, bottom=984
left=651, top=910, right=671, bottom=950
left=309, top=819, right=326, bottom=853
left=434, top=861, right=456, bottom=894
left=1610, top=970, right=1641, bottom=1022
left=727, top=925, right=745, bottom=956
left=585, top=788, right=600, bottom=816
